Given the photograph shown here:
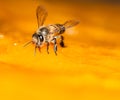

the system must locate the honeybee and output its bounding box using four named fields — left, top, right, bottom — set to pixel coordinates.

left=24, top=6, right=79, bottom=55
